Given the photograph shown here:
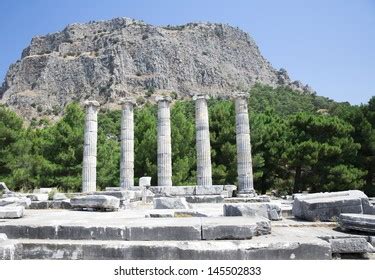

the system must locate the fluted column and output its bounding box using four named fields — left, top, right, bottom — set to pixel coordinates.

left=82, top=100, right=100, bottom=193
left=194, top=94, right=212, bottom=186
left=235, top=93, right=255, bottom=195
left=156, top=96, right=173, bottom=186
left=120, top=98, right=136, bottom=189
